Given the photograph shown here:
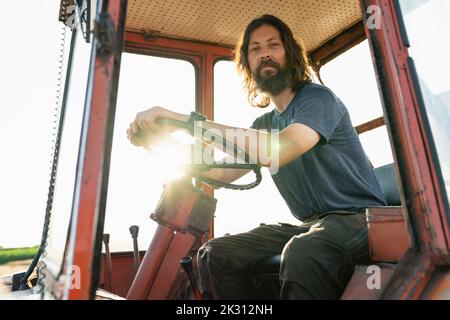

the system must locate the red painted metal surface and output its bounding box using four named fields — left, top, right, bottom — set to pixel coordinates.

left=309, top=20, right=366, bottom=67
left=65, top=0, right=127, bottom=300
left=367, top=206, right=412, bottom=262
left=127, top=179, right=215, bottom=299
left=361, top=0, right=450, bottom=298
left=420, top=267, right=450, bottom=299
left=98, top=251, right=145, bottom=298
left=341, top=263, right=397, bottom=299
left=126, top=225, right=174, bottom=299
left=355, top=116, right=384, bottom=135
left=147, top=232, right=197, bottom=299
